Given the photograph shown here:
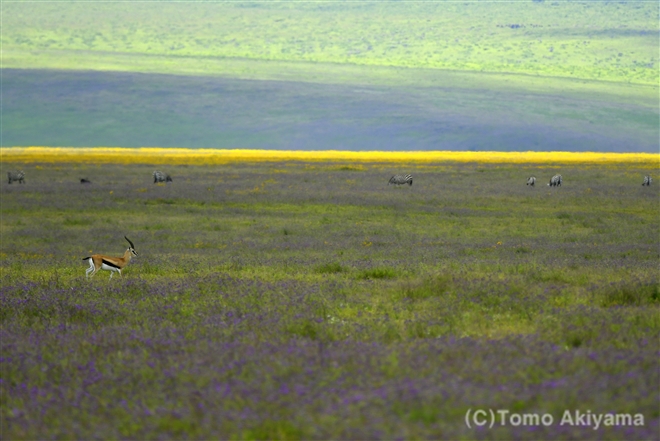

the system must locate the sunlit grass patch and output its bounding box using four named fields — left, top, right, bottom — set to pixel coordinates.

left=333, top=164, right=367, bottom=171
left=62, top=217, right=94, bottom=226
left=398, top=274, right=453, bottom=300
left=594, top=280, right=660, bottom=307
left=357, top=267, right=398, bottom=280
left=315, top=262, right=345, bottom=275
